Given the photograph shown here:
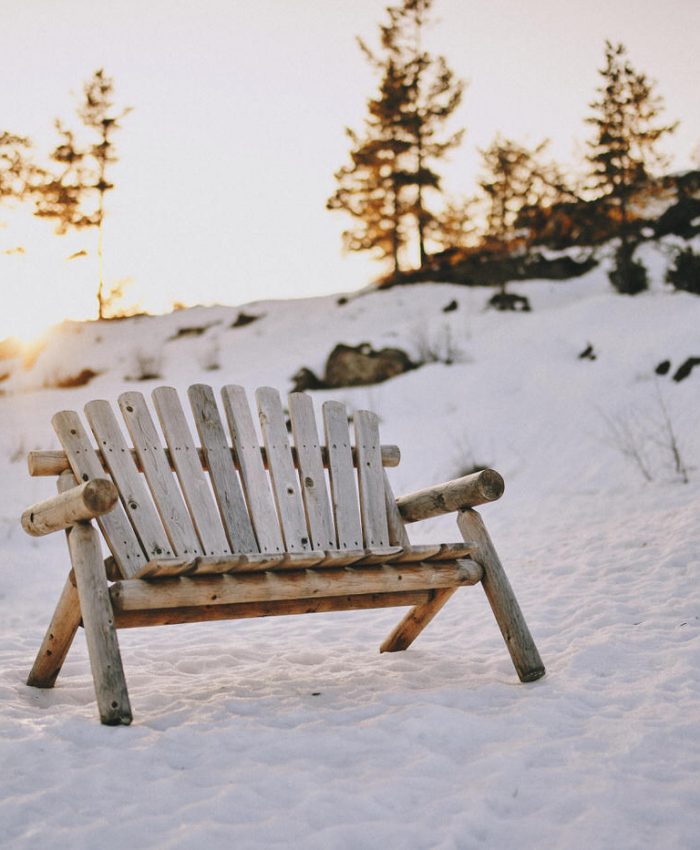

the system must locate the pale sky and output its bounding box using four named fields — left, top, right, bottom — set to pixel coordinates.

left=1, top=0, right=698, bottom=341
